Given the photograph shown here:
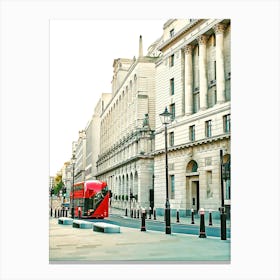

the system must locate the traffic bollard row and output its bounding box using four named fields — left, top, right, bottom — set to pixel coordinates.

left=50, top=208, right=69, bottom=218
